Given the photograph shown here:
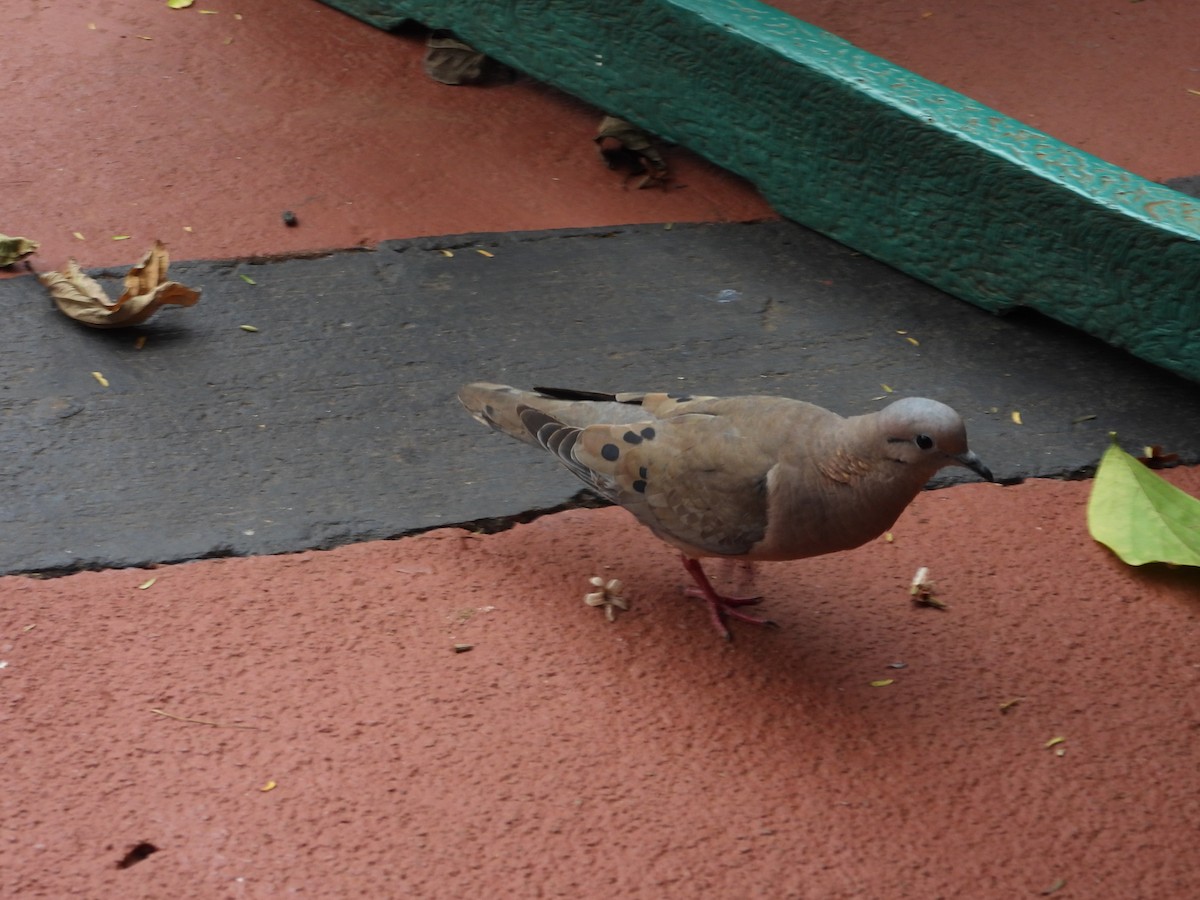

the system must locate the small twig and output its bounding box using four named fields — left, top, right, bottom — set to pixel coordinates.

left=150, top=708, right=258, bottom=729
